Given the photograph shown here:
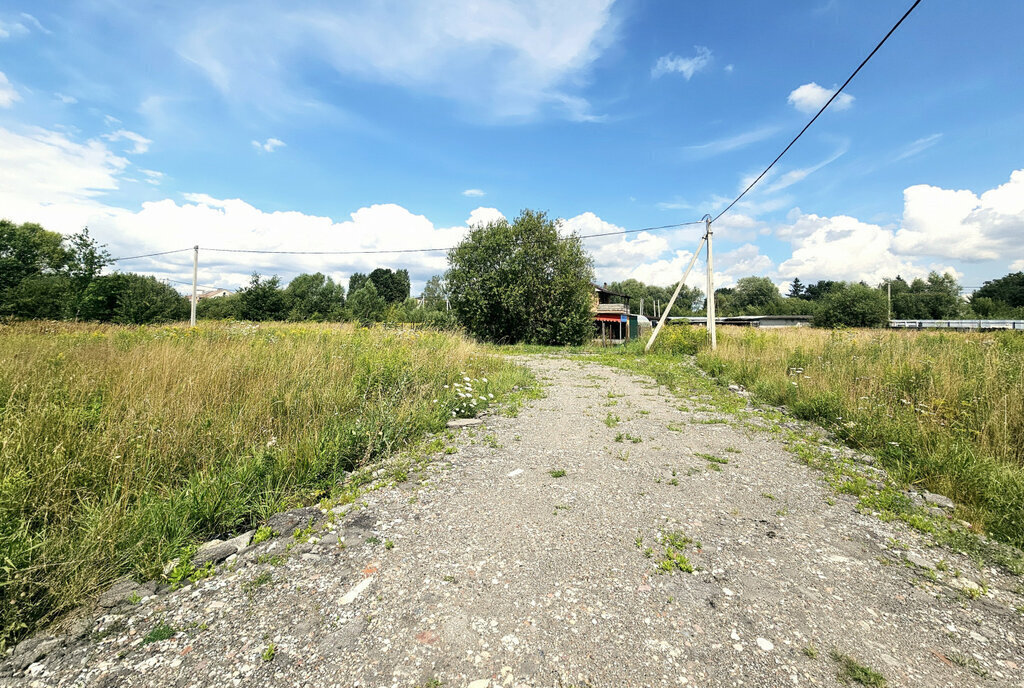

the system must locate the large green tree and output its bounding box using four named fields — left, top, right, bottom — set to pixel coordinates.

left=80, top=273, right=189, bottom=324
left=348, top=280, right=386, bottom=325
left=446, top=209, right=594, bottom=345
left=0, top=220, right=110, bottom=319
left=236, top=274, right=288, bottom=321
left=813, top=283, right=889, bottom=328
left=971, top=272, right=1024, bottom=309
left=285, top=273, right=345, bottom=320
left=367, top=268, right=411, bottom=304
left=733, top=276, right=783, bottom=312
